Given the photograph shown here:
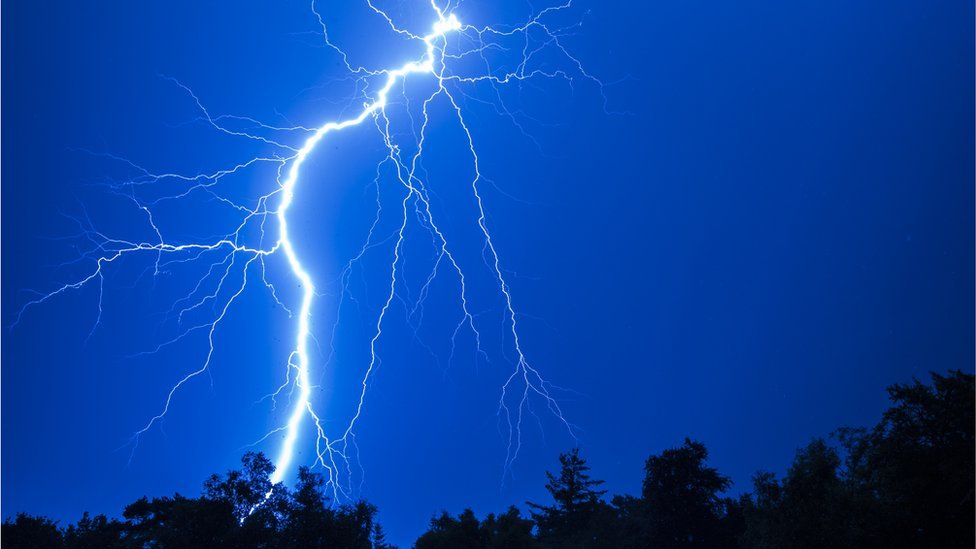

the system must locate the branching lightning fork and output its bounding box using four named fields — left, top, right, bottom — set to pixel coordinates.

left=18, top=0, right=601, bottom=498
